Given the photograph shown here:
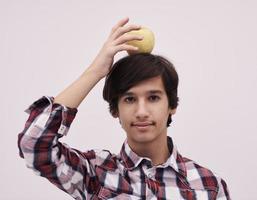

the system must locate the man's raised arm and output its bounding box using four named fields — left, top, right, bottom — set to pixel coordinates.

left=53, top=17, right=143, bottom=108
